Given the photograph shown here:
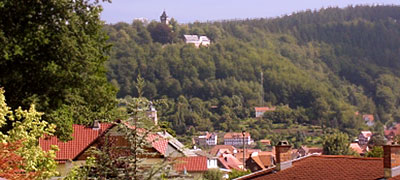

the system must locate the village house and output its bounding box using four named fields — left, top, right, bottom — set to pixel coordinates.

left=259, top=139, right=271, bottom=146
left=210, top=145, right=238, bottom=156
left=218, top=153, right=244, bottom=170
left=385, top=123, right=400, bottom=142
left=160, top=10, right=169, bottom=25
left=358, top=131, right=373, bottom=146
left=254, top=106, right=276, bottom=118
left=297, top=146, right=323, bottom=157
left=224, top=132, right=253, bottom=147
left=235, top=142, right=400, bottom=180
left=245, top=151, right=274, bottom=172
left=350, top=142, right=367, bottom=155
left=363, top=114, right=375, bottom=127
left=173, top=156, right=219, bottom=179
left=183, top=35, right=211, bottom=47
left=194, top=132, right=218, bottom=146
left=39, top=122, right=195, bottom=177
